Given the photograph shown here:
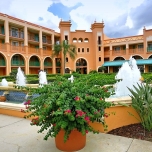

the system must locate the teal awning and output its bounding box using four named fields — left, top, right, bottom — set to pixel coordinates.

left=103, top=59, right=152, bottom=67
